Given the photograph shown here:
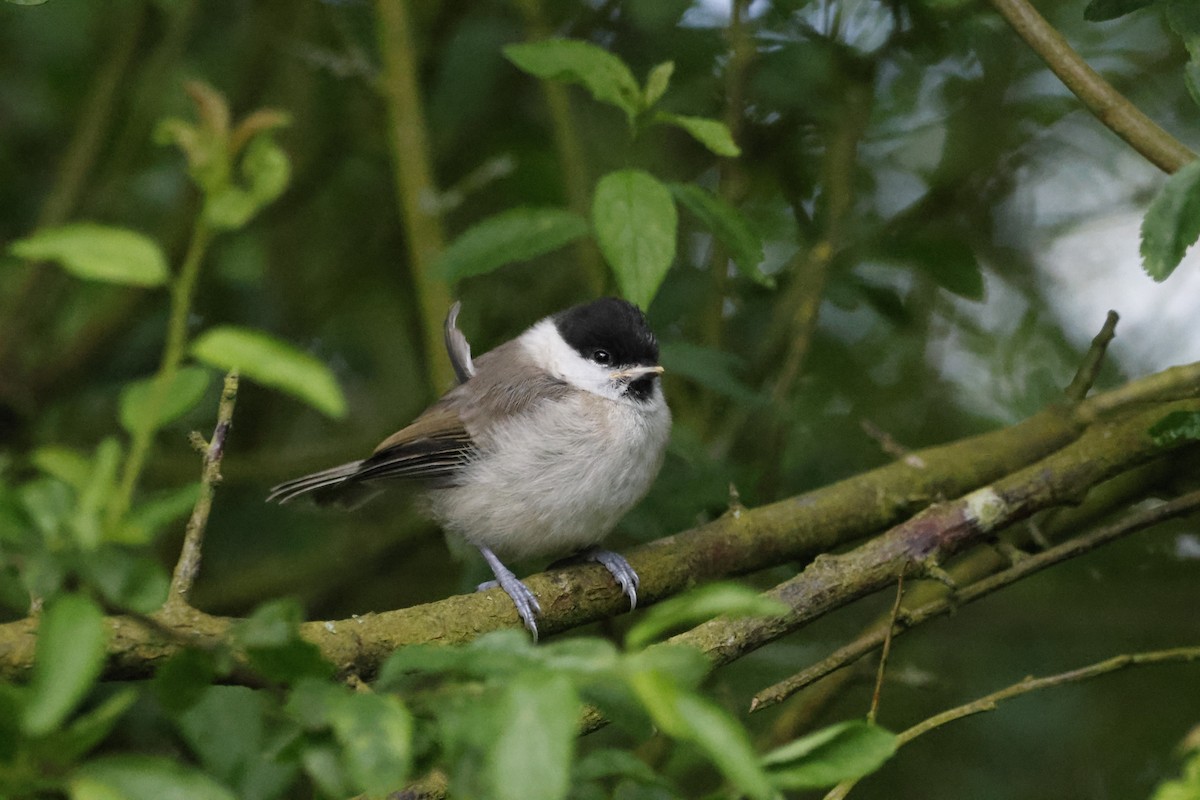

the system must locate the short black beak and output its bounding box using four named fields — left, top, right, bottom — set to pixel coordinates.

left=610, top=365, right=664, bottom=382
